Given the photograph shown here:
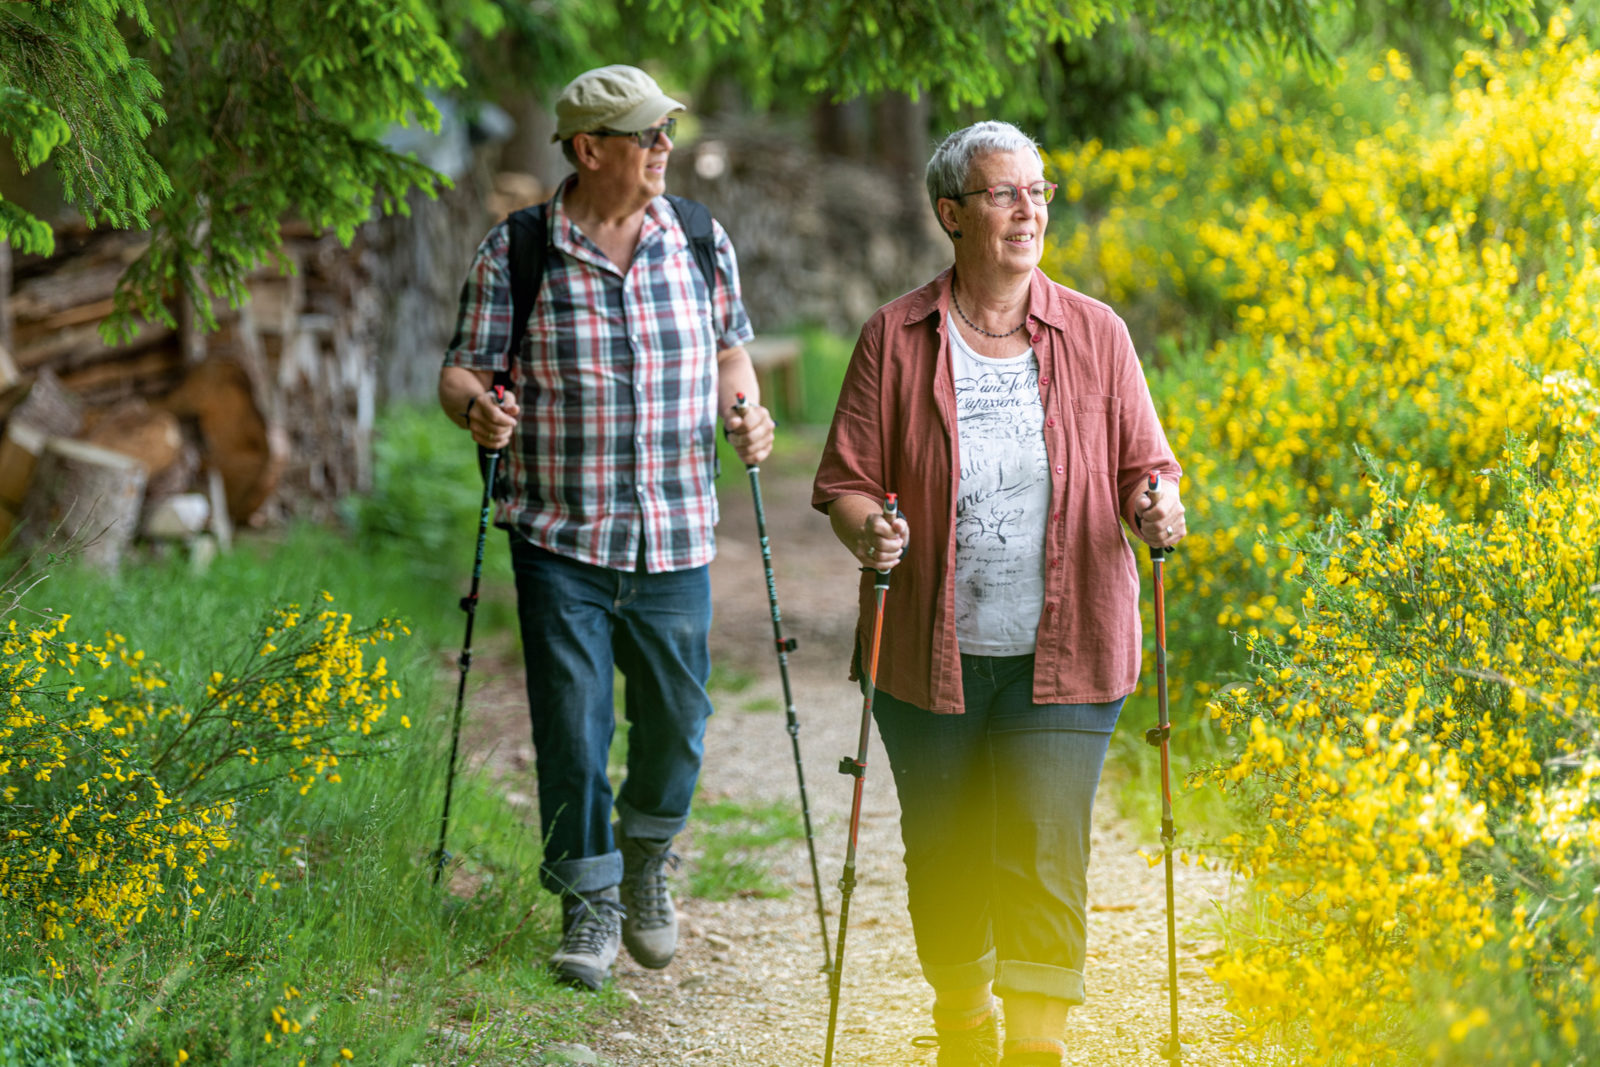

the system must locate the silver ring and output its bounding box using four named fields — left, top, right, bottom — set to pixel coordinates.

left=1165, top=525, right=1173, bottom=535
